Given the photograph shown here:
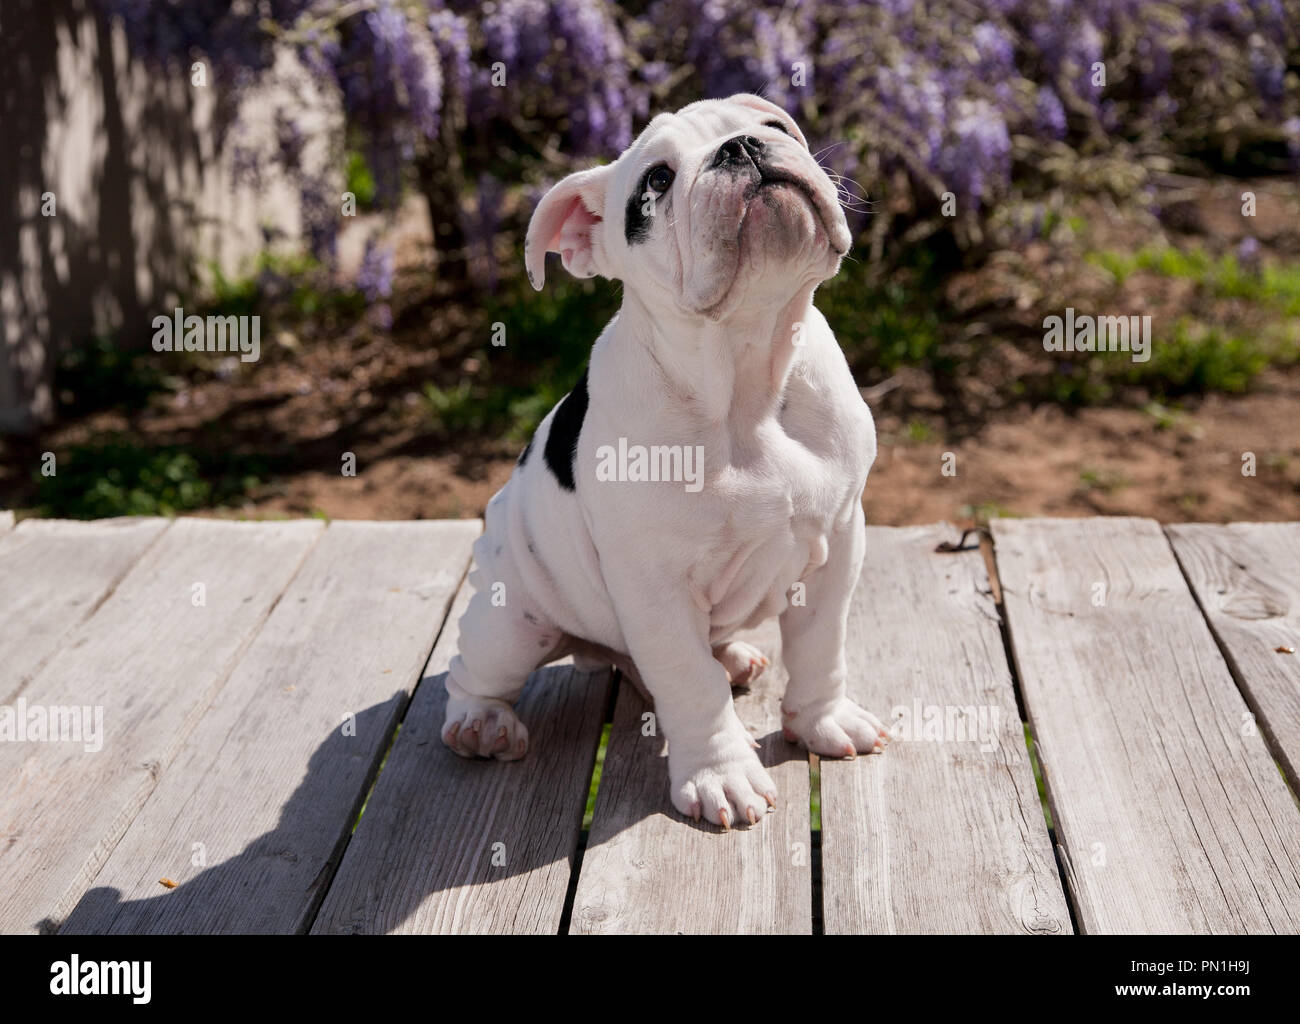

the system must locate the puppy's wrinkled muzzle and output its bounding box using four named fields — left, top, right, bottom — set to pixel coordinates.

left=708, top=133, right=850, bottom=256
